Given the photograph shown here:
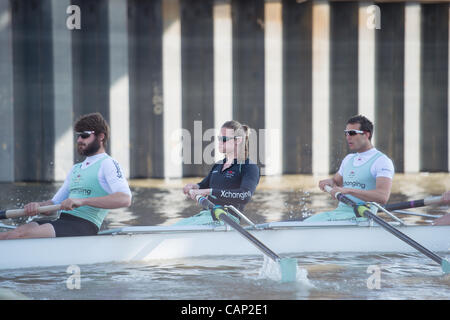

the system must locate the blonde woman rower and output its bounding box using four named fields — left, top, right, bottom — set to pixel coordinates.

left=178, top=121, right=260, bottom=226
